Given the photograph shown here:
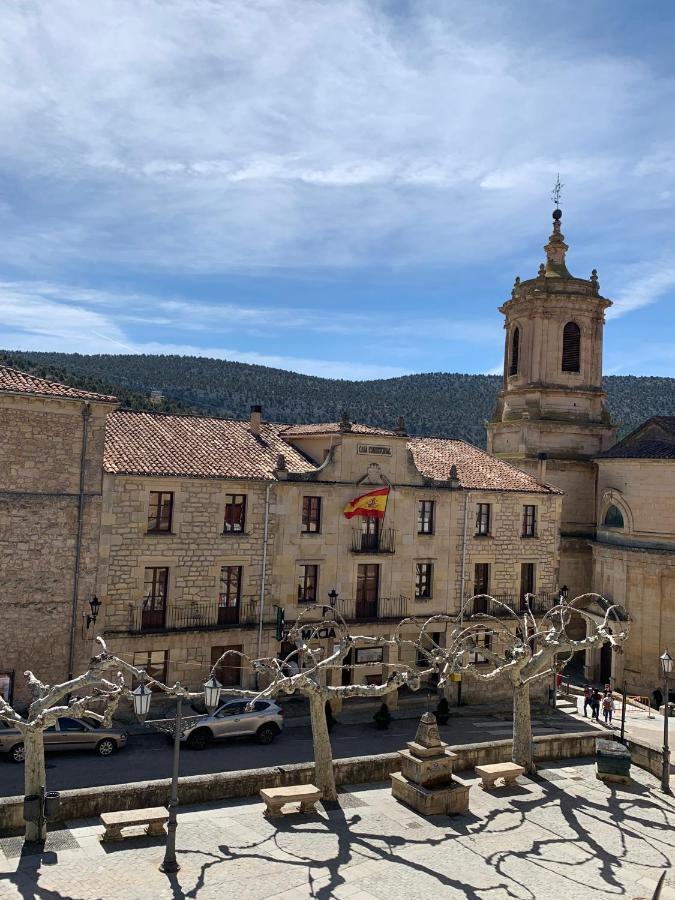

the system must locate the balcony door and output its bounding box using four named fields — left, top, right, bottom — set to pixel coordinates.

left=520, top=563, right=535, bottom=609
left=218, top=566, right=242, bottom=626
left=142, top=567, right=168, bottom=630
left=356, top=564, right=379, bottom=619
left=473, top=563, right=489, bottom=614
left=360, top=517, right=380, bottom=551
